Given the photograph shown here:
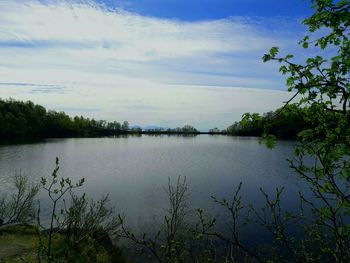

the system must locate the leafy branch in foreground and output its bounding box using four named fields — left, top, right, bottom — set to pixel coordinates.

left=0, top=173, right=39, bottom=229
left=62, top=192, right=122, bottom=247
left=196, top=2, right=350, bottom=261
left=38, top=157, right=85, bottom=261
left=196, top=182, right=265, bottom=263
left=260, top=0, right=350, bottom=261
left=196, top=180, right=347, bottom=263
left=36, top=158, right=123, bottom=263
left=120, top=176, right=213, bottom=263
